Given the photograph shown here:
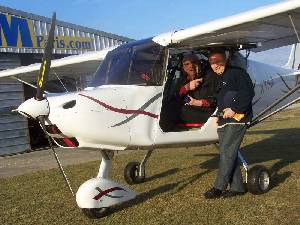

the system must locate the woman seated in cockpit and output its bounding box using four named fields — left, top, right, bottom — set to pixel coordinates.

left=177, top=54, right=218, bottom=126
